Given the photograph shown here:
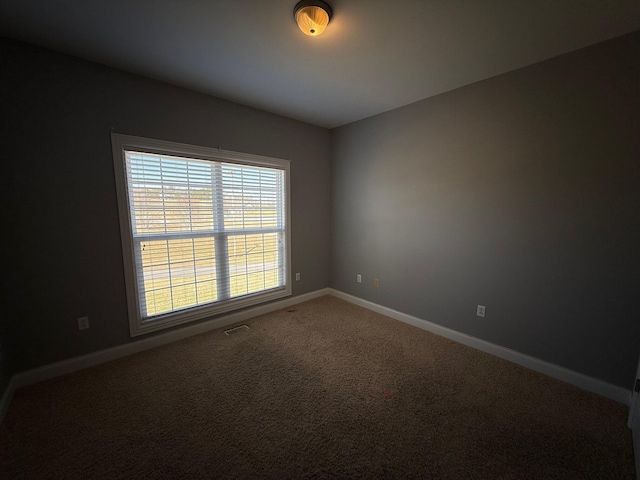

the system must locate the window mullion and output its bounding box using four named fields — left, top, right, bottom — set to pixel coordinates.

left=212, top=162, right=230, bottom=300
